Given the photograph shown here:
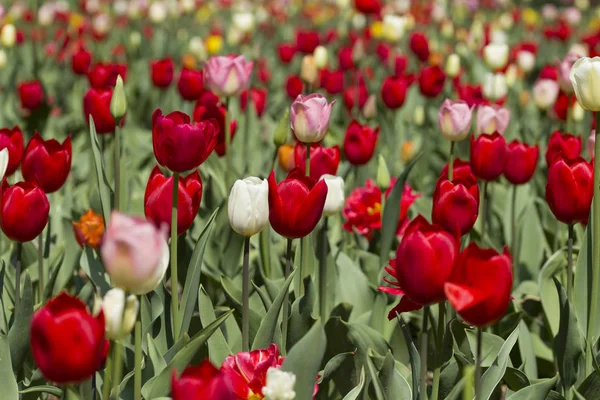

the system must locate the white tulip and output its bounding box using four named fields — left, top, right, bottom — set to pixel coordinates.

left=533, top=79, right=559, bottom=110
left=445, top=54, right=461, bottom=78
left=573, top=101, right=585, bottom=121
left=149, top=2, right=167, bottom=23
left=482, top=73, right=508, bottom=101
left=102, top=288, right=139, bottom=340
left=352, top=13, right=366, bottom=31
left=113, top=1, right=128, bottom=16
left=228, top=177, right=269, bottom=237
left=382, top=15, right=406, bottom=43
left=233, top=12, right=255, bottom=33
left=570, top=57, right=600, bottom=111
left=0, top=149, right=8, bottom=182
left=320, top=175, right=345, bottom=216
left=483, top=42, right=509, bottom=71
left=517, top=51, right=535, bottom=73
left=313, top=46, right=328, bottom=69
left=38, top=4, right=55, bottom=26
left=263, top=368, right=296, bottom=400
left=189, top=36, right=207, bottom=60
left=1, top=24, right=16, bottom=48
